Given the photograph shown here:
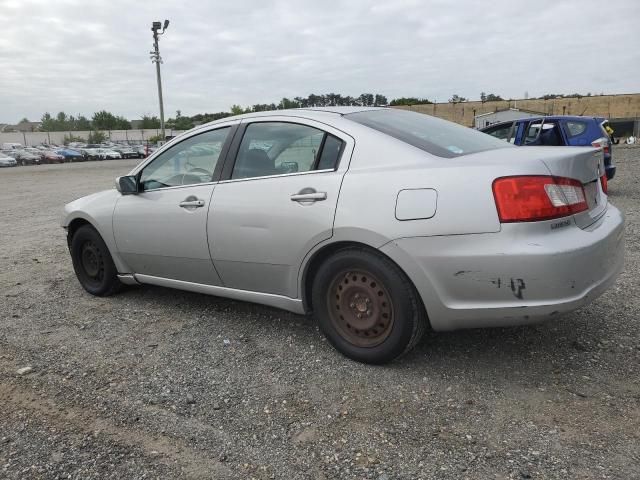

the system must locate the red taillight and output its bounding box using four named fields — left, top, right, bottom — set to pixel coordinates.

left=492, top=176, right=588, bottom=223
left=600, top=174, right=608, bottom=194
